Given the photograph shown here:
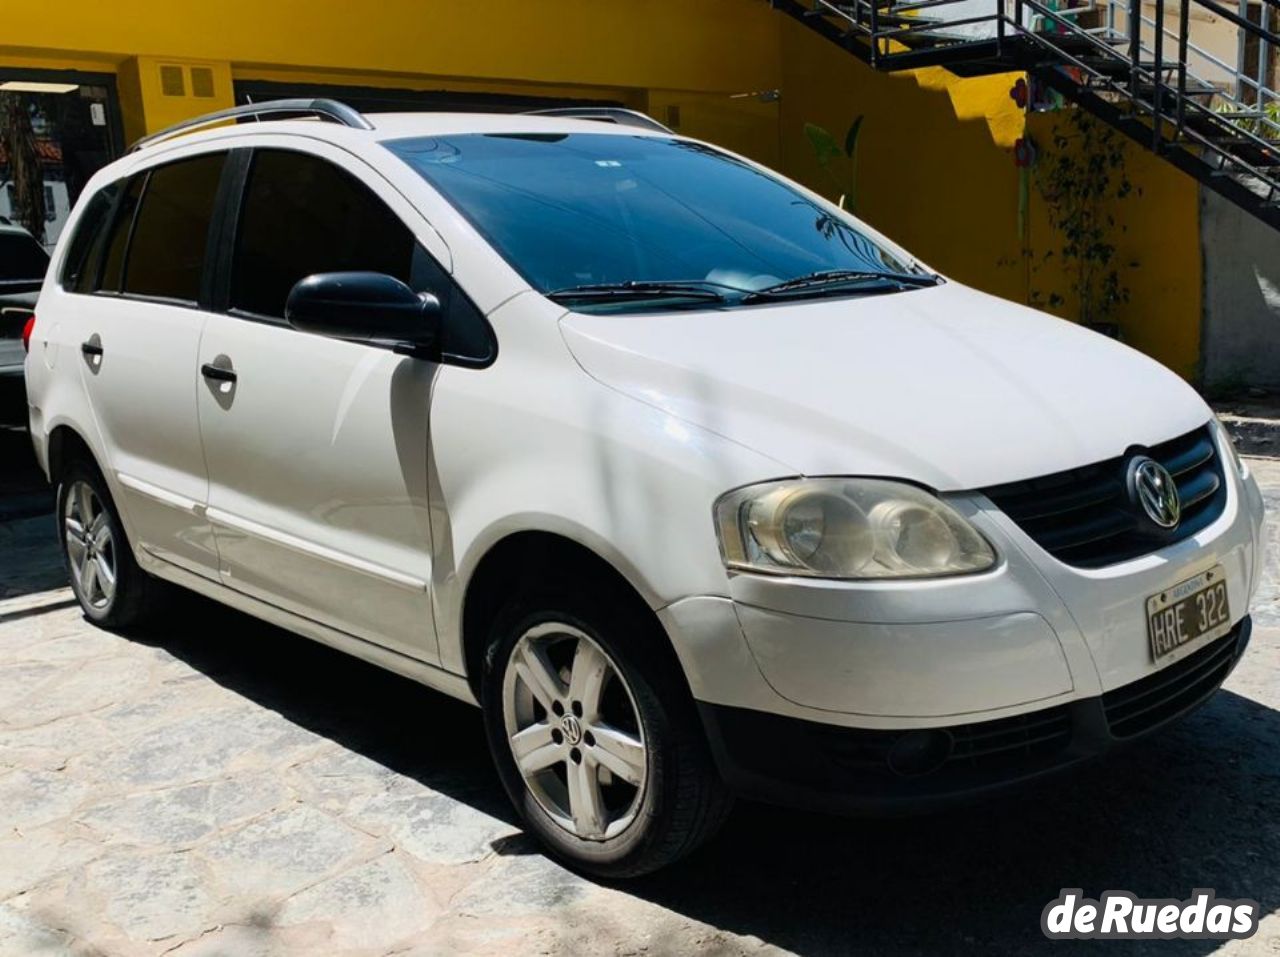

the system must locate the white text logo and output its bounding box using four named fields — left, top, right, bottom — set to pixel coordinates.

left=1041, top=889, right=1259, bottom=940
